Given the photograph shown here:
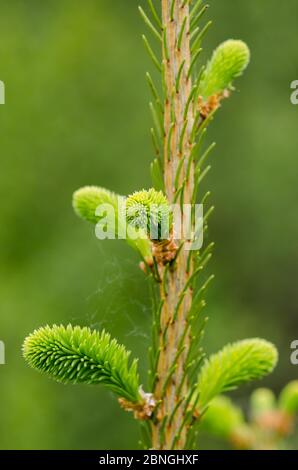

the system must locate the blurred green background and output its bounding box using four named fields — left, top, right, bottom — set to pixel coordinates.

left=0, top=0, right=297, bottom=449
